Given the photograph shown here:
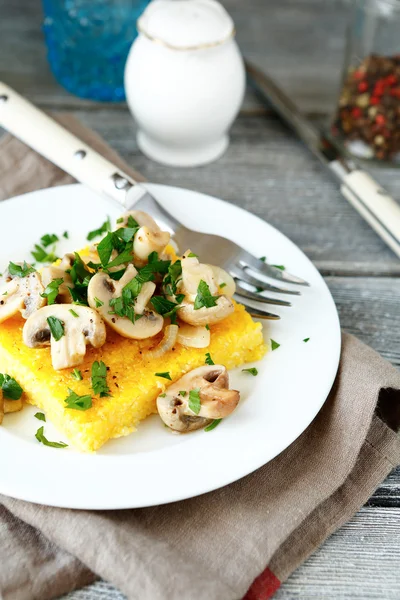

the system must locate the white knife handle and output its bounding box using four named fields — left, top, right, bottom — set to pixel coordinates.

left=340, top=170, right=400, bottom=259
left=0, top=82, right=137, bottom=205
